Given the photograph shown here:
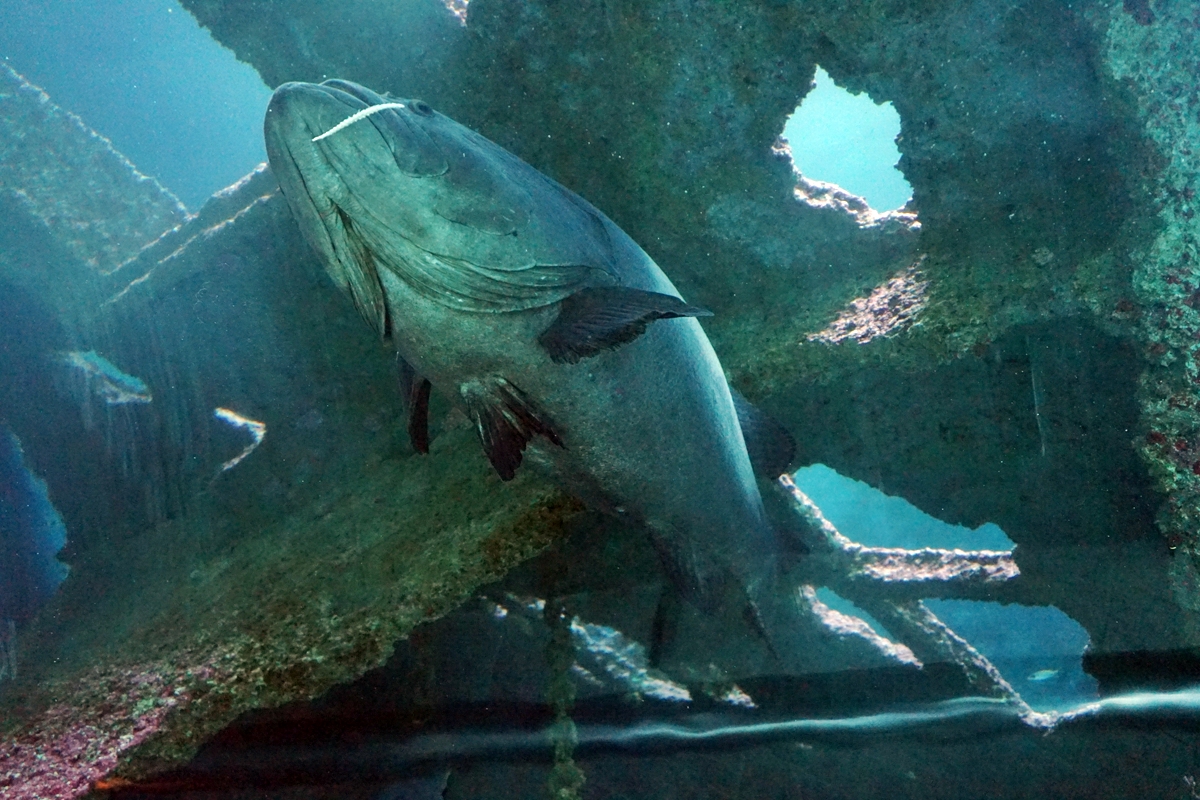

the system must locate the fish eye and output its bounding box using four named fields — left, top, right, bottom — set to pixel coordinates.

left=410, top=100, right=433, bottom=116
